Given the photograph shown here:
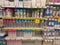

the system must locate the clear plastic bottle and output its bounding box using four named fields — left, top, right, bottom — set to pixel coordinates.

left=15, top=9, right=20, bottom=17
left=23, top=9, right=26, bottom=18
left=5, top=8, right=12, bottom=17
left=19, top=9, right=23, bottom=18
